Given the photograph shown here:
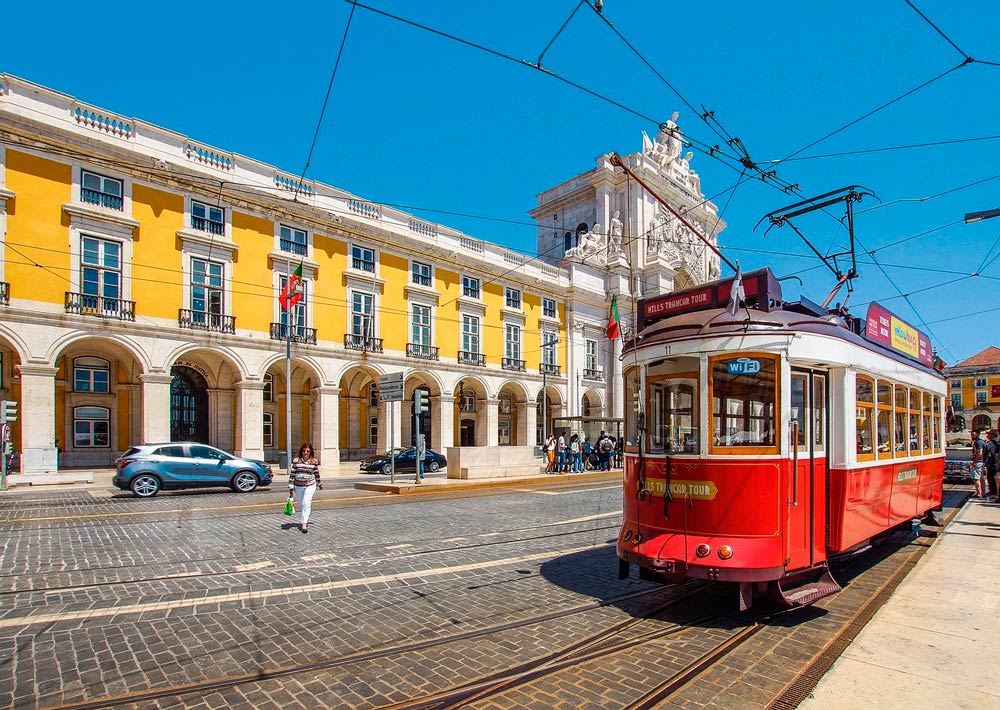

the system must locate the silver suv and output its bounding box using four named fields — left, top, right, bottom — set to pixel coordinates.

left=113, top=443, right=273, bottom=498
